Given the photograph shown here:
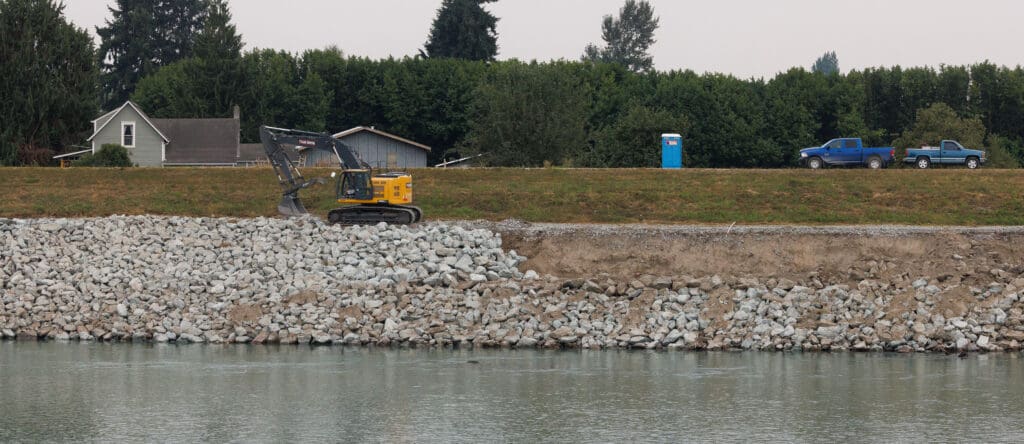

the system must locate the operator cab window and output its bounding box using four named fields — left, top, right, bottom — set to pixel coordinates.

left=827, top=140, right=842, bottom=149
left=842, top=139, right=858, bottom=149
left=942, top=141, right=960, bottom=150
